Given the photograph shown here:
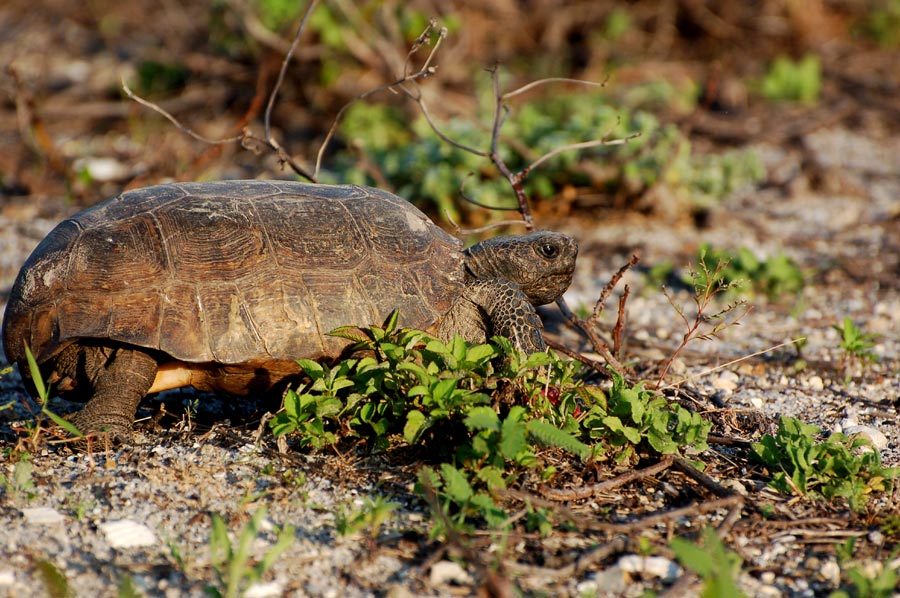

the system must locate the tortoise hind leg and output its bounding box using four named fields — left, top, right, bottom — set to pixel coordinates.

left=52, top=343, right=158, bottom=440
